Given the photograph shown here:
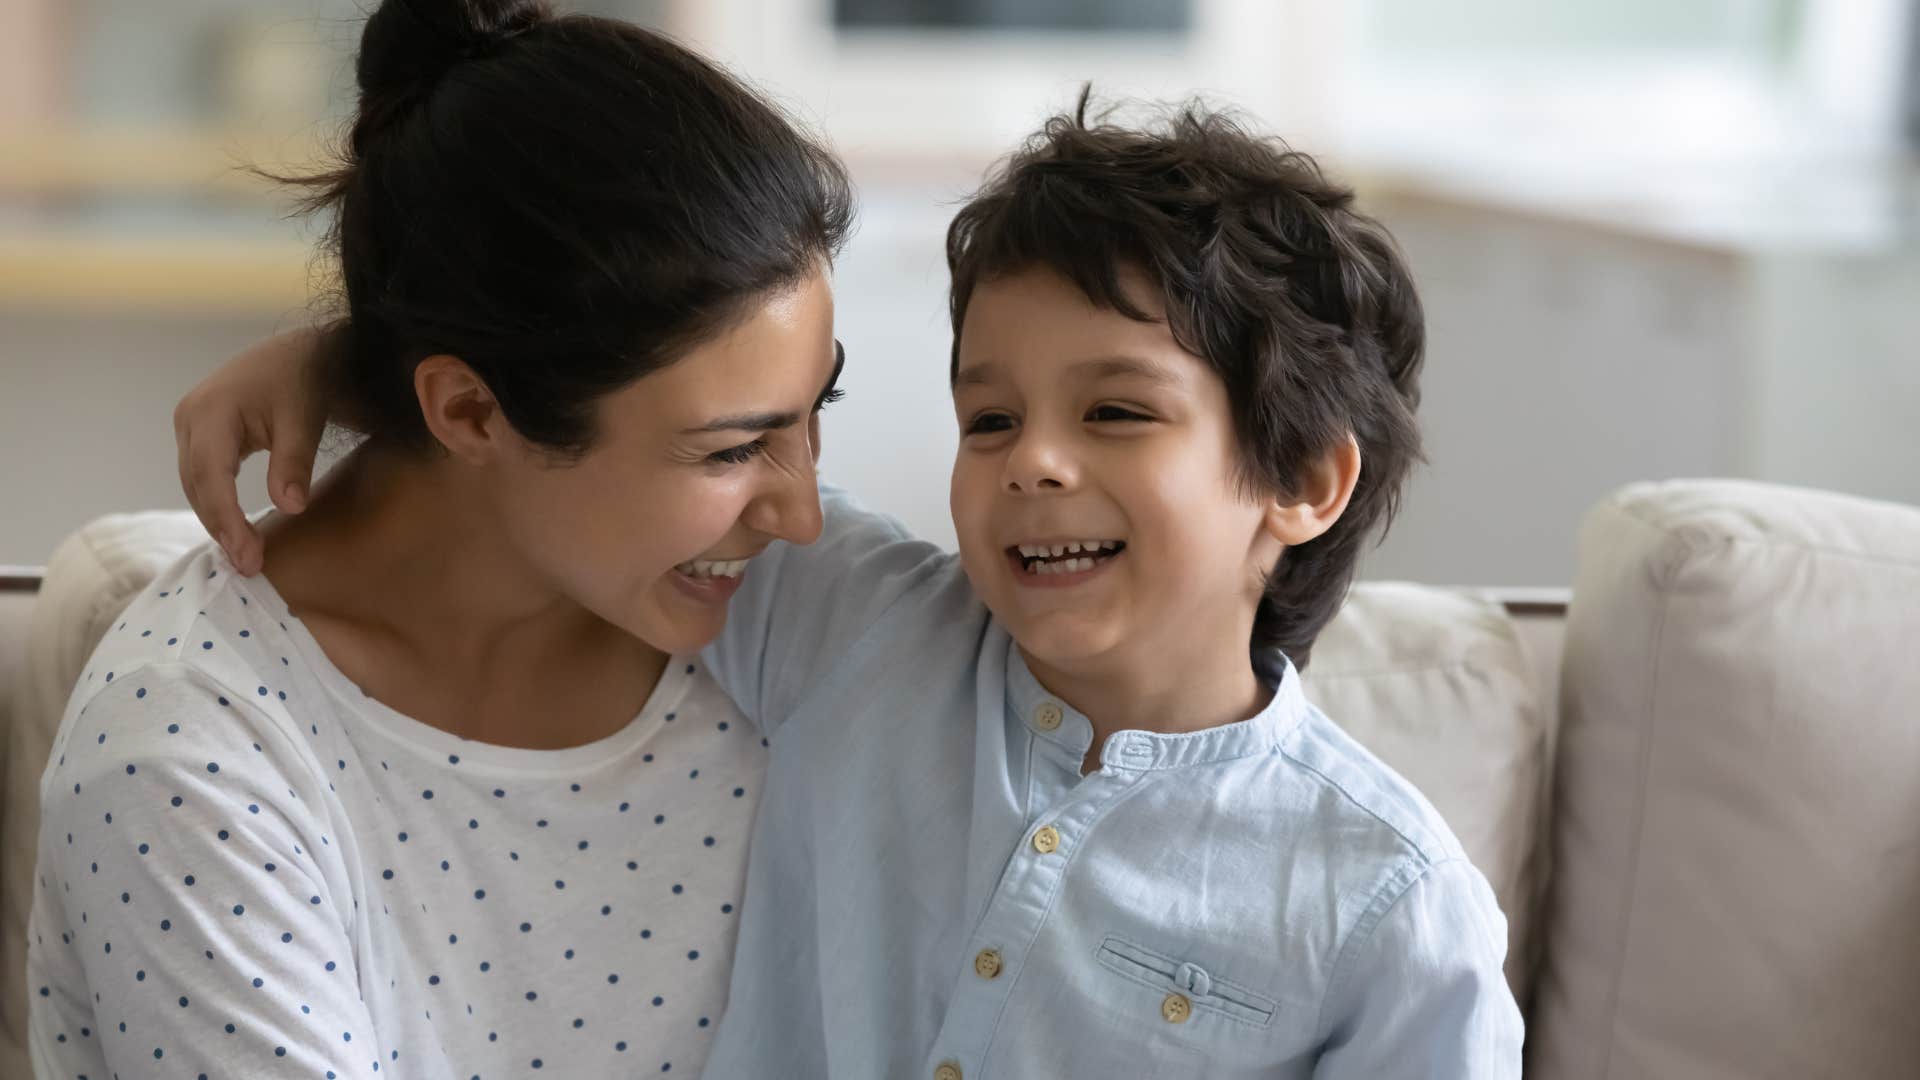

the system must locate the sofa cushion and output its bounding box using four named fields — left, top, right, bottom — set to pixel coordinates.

left=1530, top=480, right=1920, bottom=1078
left=0, top=512, right=207, bottom=1075
left=1305, top=582, right=1552, bottom=1006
